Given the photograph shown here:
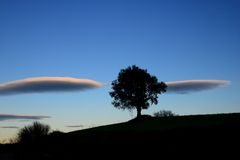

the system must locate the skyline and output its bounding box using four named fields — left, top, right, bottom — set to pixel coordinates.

left=1, top=0, right=240, bottom=141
